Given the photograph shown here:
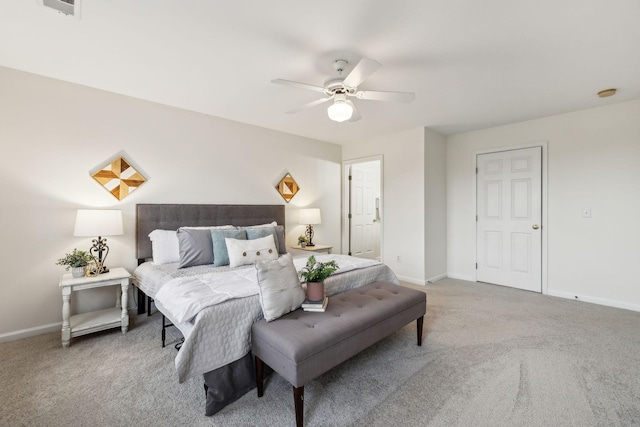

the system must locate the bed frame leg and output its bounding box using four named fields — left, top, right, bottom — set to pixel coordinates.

left=162, top=315, right=167, bottom=348
left=147, top=296, right=153, bottom=316
left=255, top=356, right=264, bottom=397
left=137, top=288, right=146, bottom=315
left=417, top=316, right=424, bottom=346
left=293, top=386, right=304, bottom=427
